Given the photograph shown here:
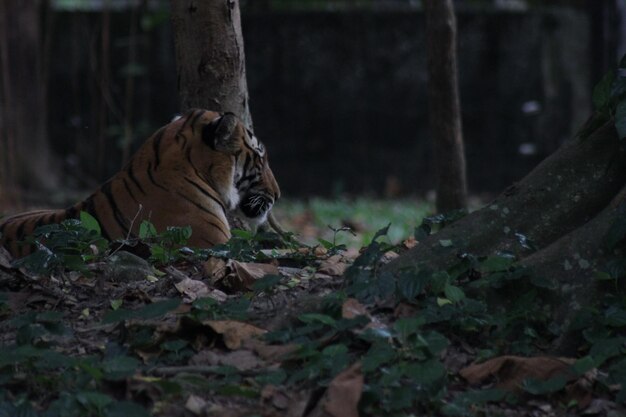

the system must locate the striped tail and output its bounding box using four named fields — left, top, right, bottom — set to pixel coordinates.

left=0, top=205, right=82, bottom=258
